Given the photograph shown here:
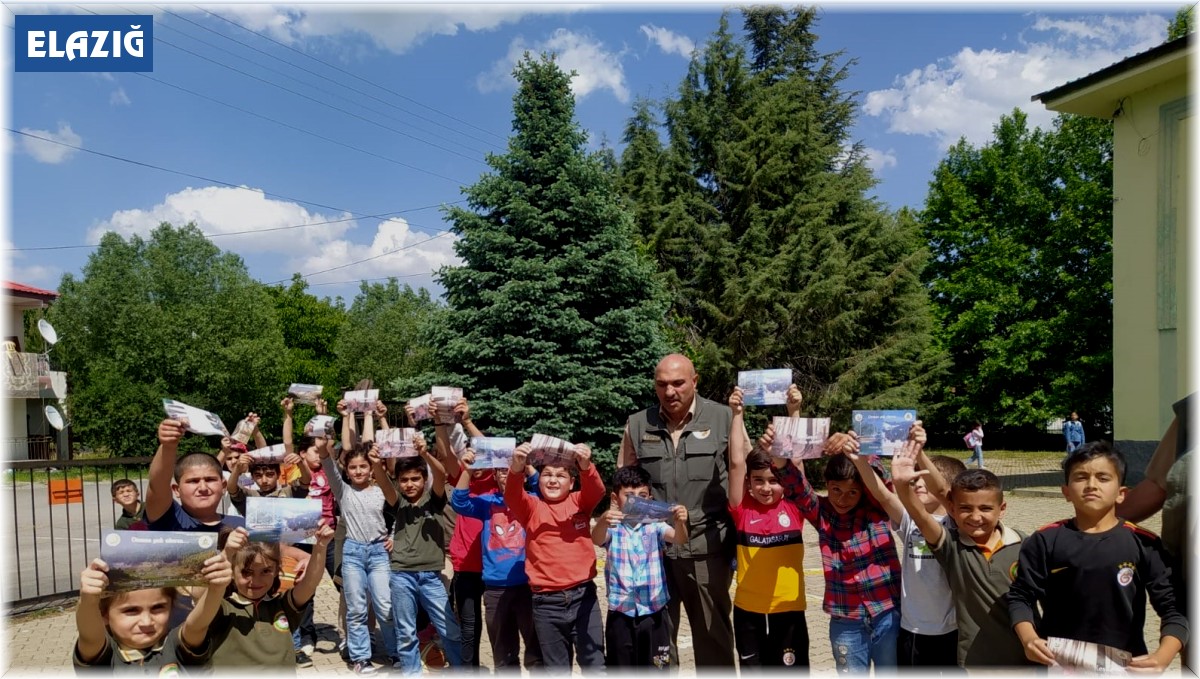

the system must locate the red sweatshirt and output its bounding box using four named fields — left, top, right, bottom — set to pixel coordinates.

left=504, top=463, right=605, bottom=592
